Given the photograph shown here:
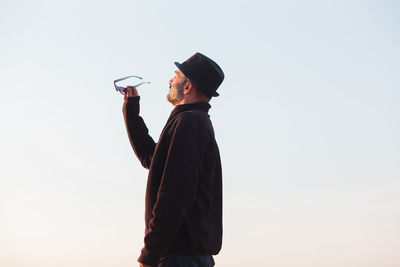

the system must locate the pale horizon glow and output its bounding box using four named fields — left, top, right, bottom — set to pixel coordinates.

left=1, top=1, right=399, bottom=267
